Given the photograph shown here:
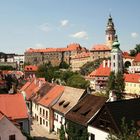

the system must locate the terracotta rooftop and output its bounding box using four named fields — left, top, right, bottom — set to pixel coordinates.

left=134, top=53, right=140, bottom=62
left=65, top=94, right=107, bottom=126
left=26, top=43, right=83, bottom=53
left=52, top=86, right=85, bottom=115
left=0, top=94, right=28, bottom=120
left=38, top=85, right=64, bottom=107
left=20, top=78, right=46, bottom=100
left=71, top=52, right=91, bottom=59
left=91, top=44, right=111, bottom=51
left=124, top=73, right=140, bottom=83
left=24, top=65, right=38, bottom=71
left=122, top=52, right=134, bottom=59
left=88, top=61, right=111, bottom=77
